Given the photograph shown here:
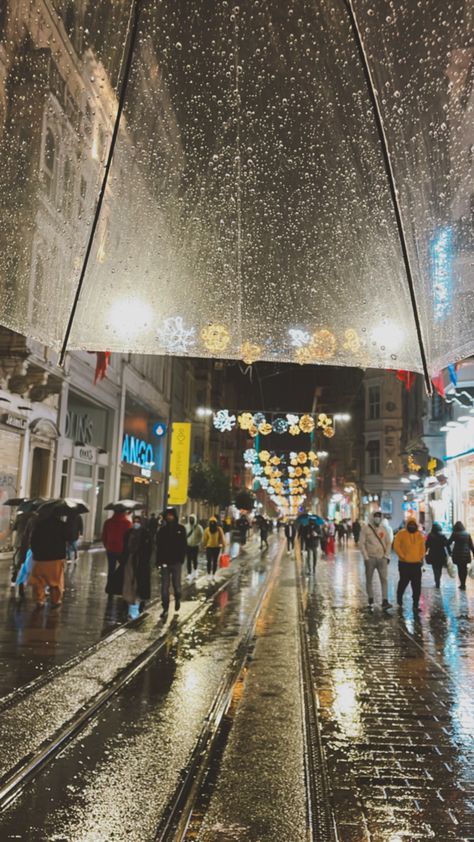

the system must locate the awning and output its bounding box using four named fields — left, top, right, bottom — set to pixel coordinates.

left=0, top=1, right=472, bottom=380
